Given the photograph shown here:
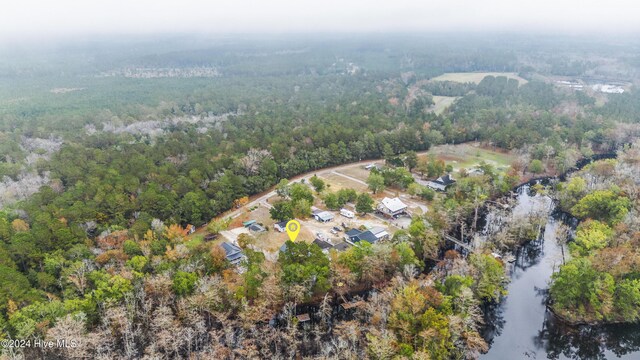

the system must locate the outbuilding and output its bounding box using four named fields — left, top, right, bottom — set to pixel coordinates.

left=314, top=211, right=335, bottom=223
